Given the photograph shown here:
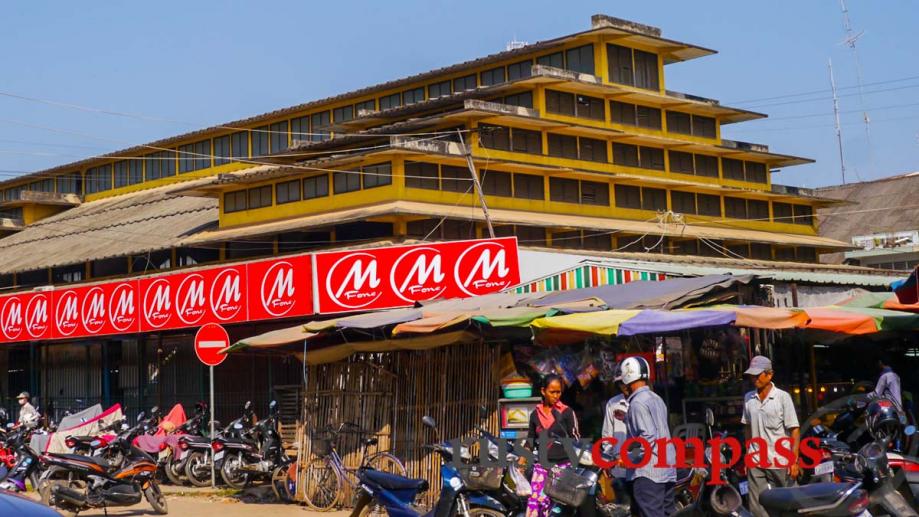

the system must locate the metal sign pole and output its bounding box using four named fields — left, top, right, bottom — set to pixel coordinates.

left=210, top=365, right=216, bottom=488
